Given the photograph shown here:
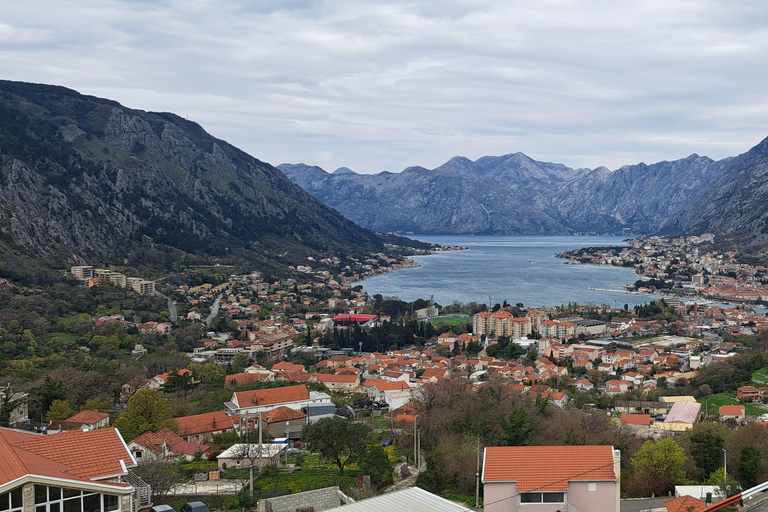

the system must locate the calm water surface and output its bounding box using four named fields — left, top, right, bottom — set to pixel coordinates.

left=362, top=235, right=659, bottom=308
